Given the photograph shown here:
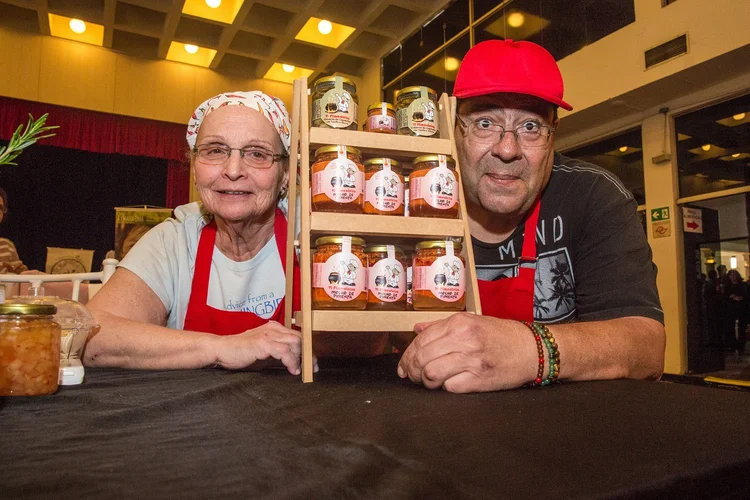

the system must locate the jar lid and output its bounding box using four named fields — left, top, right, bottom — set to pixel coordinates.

left=314, top=76, right=357, bottom=89
left=397, top=86, right=438, bottom=99
left=363, top=158, right=401, bottom=168
left=364, top=245, right=405, bottom=254
left=0, top=303, right=57, bottom=315
left=415, top=240, right=463, bottom=252
left=367, top=102, right=396, bottom=113
left=413, top=154, right=456, bottom=166
left=314, top=145, right=362, bottom=158
left=315, top=236, right=366, bottom=247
